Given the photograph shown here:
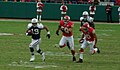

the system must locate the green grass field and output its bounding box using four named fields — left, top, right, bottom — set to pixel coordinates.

left=0, top=20, right=120, bottom=70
